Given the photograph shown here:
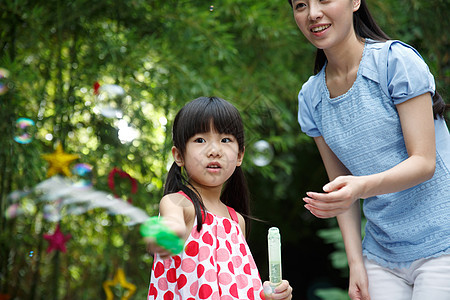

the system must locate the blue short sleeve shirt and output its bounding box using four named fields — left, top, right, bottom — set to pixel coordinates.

left=297, top=39, right=450, bottom=268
